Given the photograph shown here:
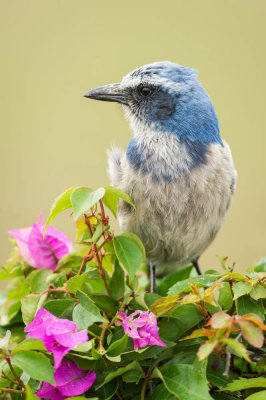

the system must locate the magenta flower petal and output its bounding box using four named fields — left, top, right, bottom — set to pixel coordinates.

left=54, top=330, right=88, bottom=348
left=25, top=308, right=88, bottom=368
left=8, top=213, right=72, bottom=271
left=118, top=310, right=166, bottom=351
left=37, top=361, right=96, bottom=399
left=36, top=382, right=66, bottom=400
left=54, top=360, right=96, bottom=396
left=49, top=344, right=70, bottom=370
left=8, top=227, right=38, bottom=268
